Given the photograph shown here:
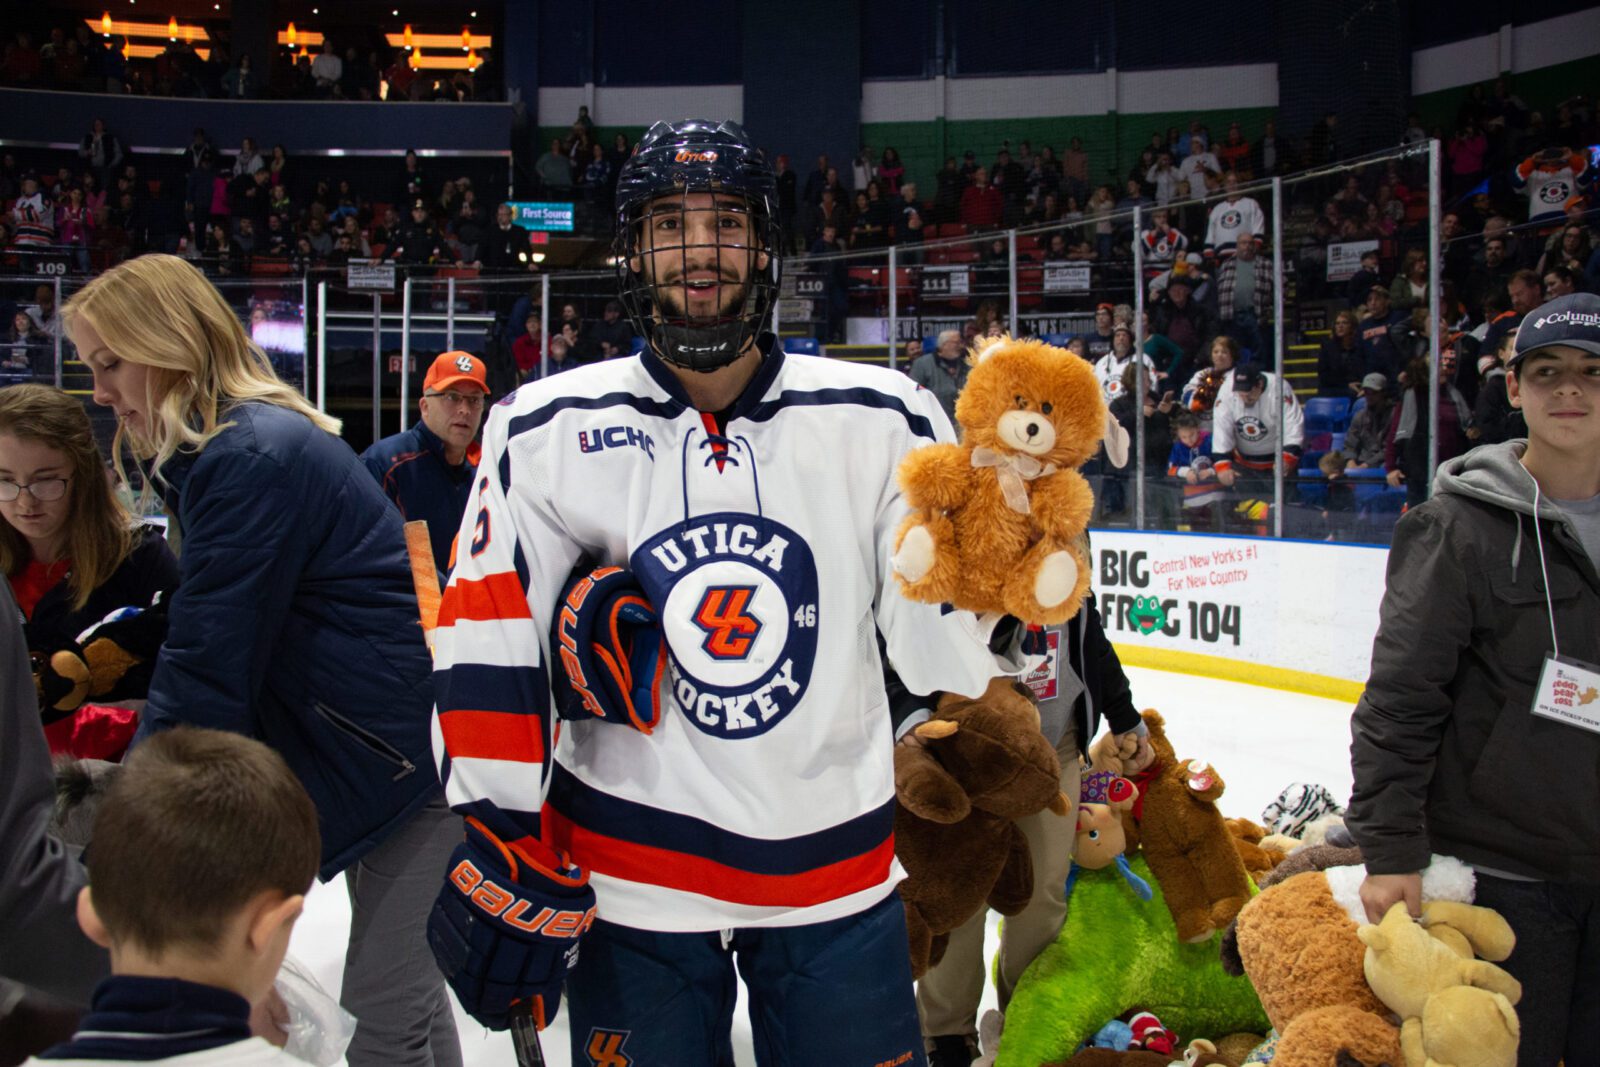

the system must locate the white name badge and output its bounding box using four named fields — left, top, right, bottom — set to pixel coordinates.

left=1530, top=654, right=1600, bottom=735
